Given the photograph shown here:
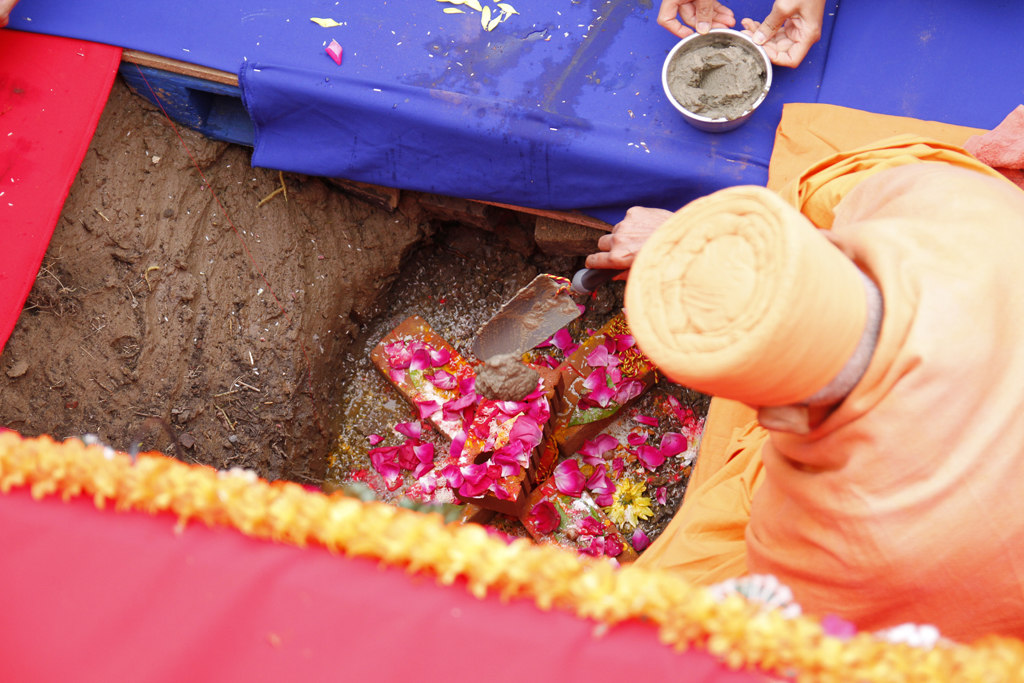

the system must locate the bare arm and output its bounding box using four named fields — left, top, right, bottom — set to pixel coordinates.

left=585, top=207, right=674, bottom=279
